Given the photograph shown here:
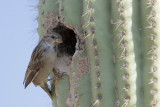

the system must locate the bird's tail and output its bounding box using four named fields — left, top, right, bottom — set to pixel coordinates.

left=40, top=82, right=52, bottom=99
